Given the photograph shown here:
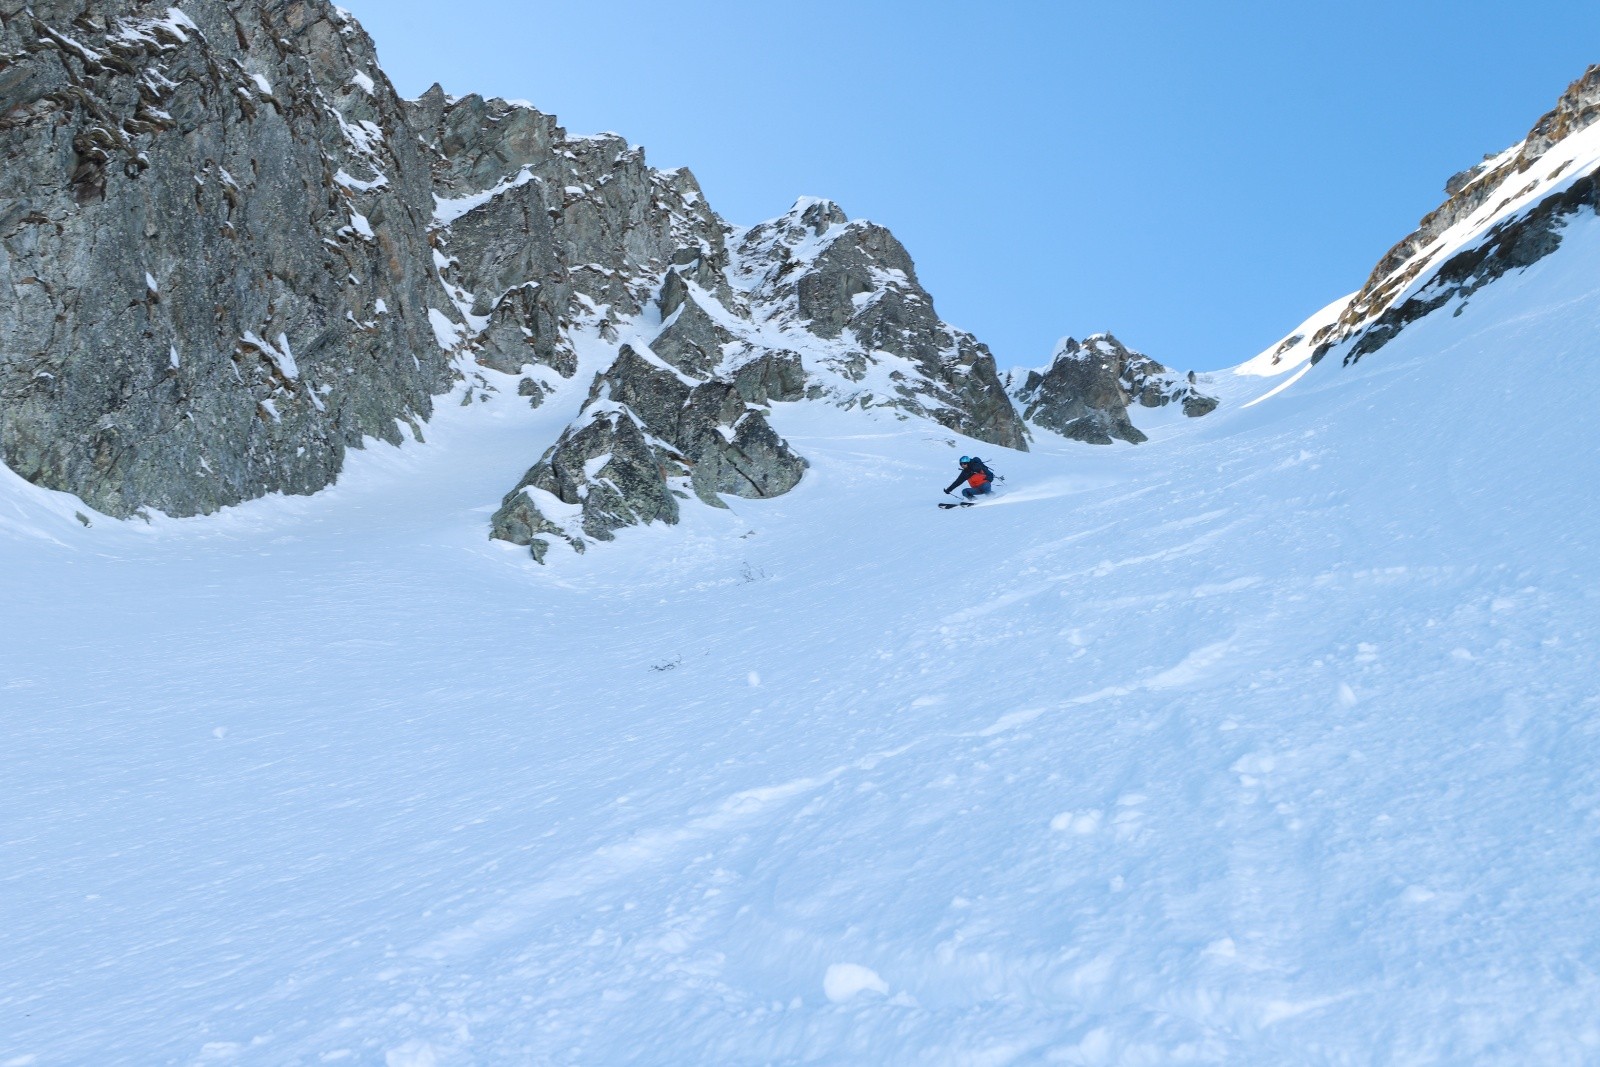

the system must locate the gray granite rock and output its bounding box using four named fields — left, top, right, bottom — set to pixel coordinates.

left=1015, top=334, right=1218, bottom=445
left=599, top=345, right=693, bottom=442
left=677, top=379, right=805, bottom=505
left=489, top=402, right=680, bottom=558
left=729, top=350, right=806, bottom=405
left=1, top=2, right=1036, bottom=556
left=0, top=0, right=463, bottom=518
left=651, top=285, right=736, bottom=376
left=691, top=402, right=806, bottom=503
left=474, top=282, right=573, bottom=378
left=733, top=199, right=1029, bottom=452
left=414, top=88, right=731, bottom=332
left=488, top=342, right=805, bottom=553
